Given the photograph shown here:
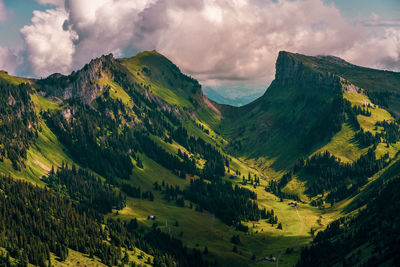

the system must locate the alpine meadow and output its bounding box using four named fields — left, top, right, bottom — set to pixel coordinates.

left=1, top=0, right=400, bottom=267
